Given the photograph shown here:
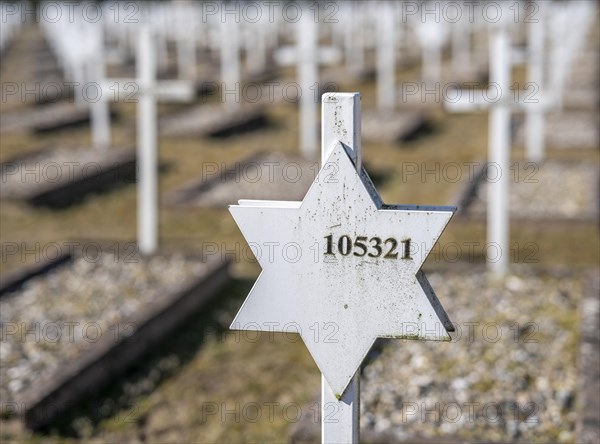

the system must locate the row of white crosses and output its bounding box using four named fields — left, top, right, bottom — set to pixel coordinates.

left=40, top=4, right=195, bottom=255
left=97, top=21, right=195, bottom=255
left=274, top=10, right=341, bottom=158
left=230, top=93, right=456, bottom=443
left=445, top=0, right=596, bottom=275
